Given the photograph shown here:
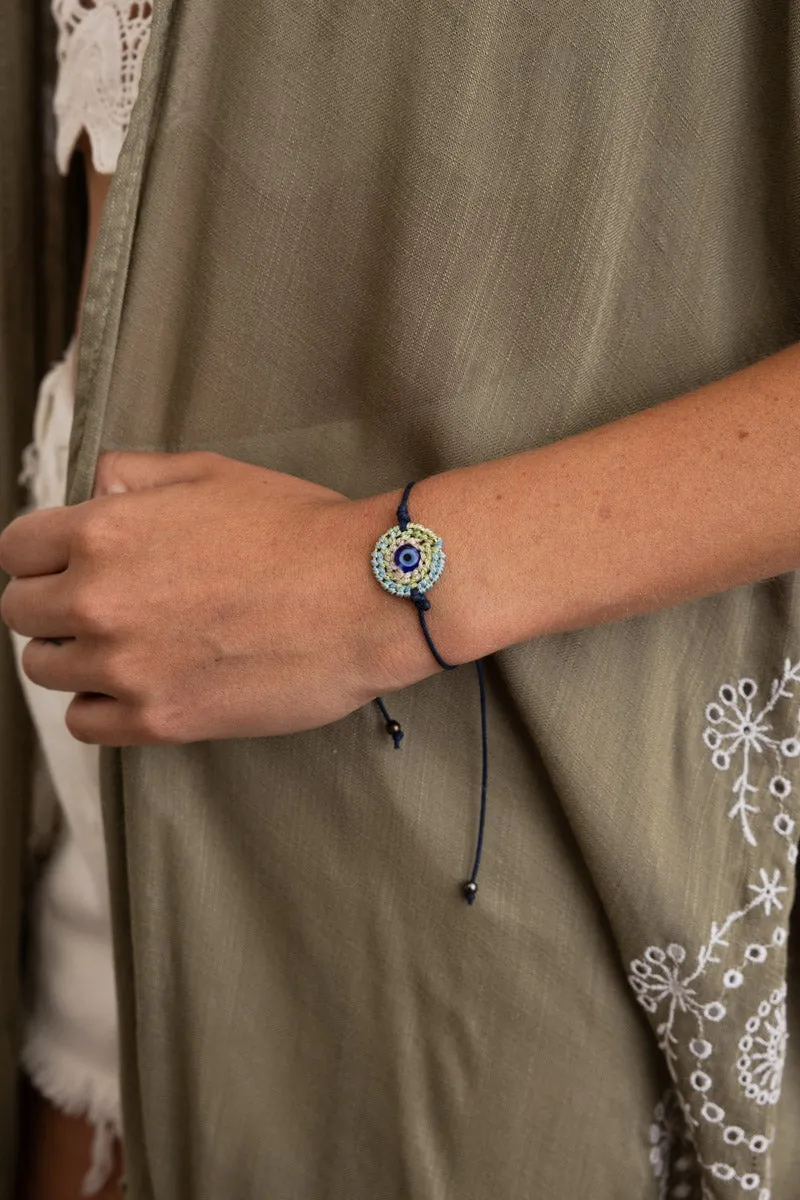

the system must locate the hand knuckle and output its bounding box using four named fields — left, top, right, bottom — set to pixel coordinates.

left=74, top=511, right=114, bottom=557
left=68, top=587, right=108, bottom=635
left=103, top=650, right=137, bottom=695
